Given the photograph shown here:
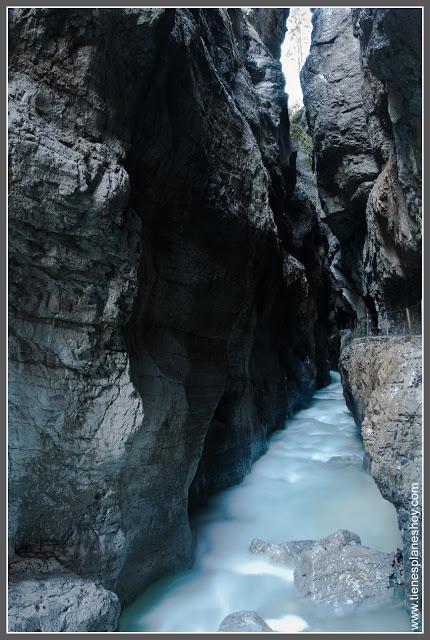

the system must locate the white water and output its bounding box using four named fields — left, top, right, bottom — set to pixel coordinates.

left=119, top=373, right=409, bottom=633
